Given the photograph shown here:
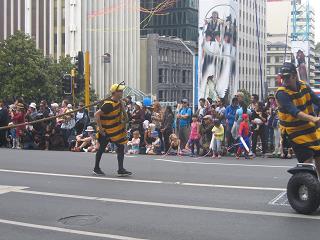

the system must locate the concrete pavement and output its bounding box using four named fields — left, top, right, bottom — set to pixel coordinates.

left=0, top=149, right=319, bottom=240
